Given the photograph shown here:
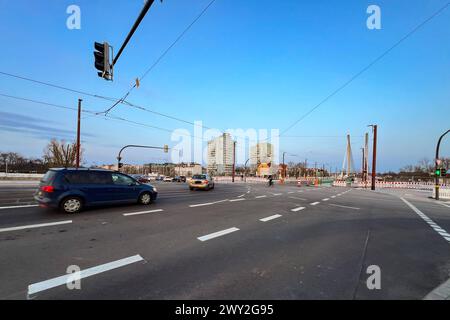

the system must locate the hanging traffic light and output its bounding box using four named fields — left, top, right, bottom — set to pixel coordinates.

left=94, top=42, right=113, bottom=81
